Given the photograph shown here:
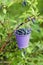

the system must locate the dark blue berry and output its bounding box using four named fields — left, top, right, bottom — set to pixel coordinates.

left=26, top=28, right=31, bottom=34
left=22, top=1, right=27, bottom=6
left=27, top=17, right=31, bottom=21
left=32, top=18, right=36, bottom=24
left=23, top=51, right=26, bottom=54
left=29, top=28, right=32, bottom=32
left=37, top=29, right=40, bottom=32
left=16, top=30, right=22, bottom=35
left=21, top=29, right=26, bottom=35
